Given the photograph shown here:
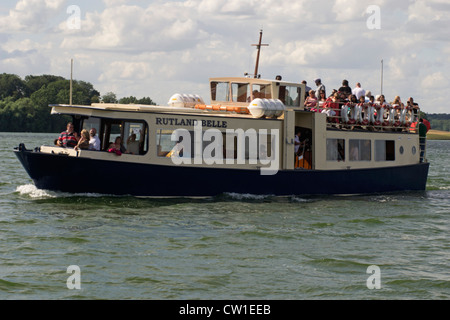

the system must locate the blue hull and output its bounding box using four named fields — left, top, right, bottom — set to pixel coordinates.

left=14, top=147, right=429, bottom=196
